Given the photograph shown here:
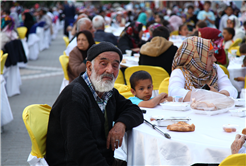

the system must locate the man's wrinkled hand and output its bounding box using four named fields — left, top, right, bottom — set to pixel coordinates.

left=231, top=134, right=245, bottom=154
left=107, top=122, right=126, bottom=151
